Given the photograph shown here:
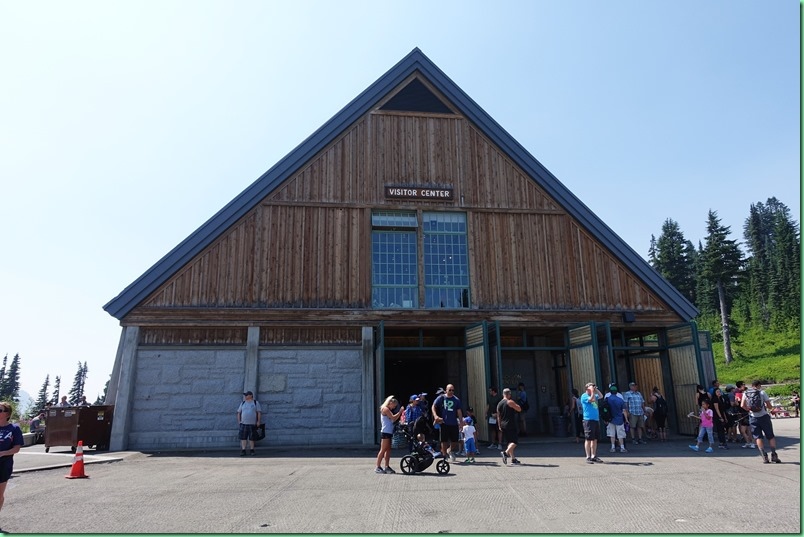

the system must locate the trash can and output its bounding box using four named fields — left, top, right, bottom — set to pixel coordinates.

left=44, top=405, right=114, bottom=452
left=551, top=415, right=569, bottom=437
